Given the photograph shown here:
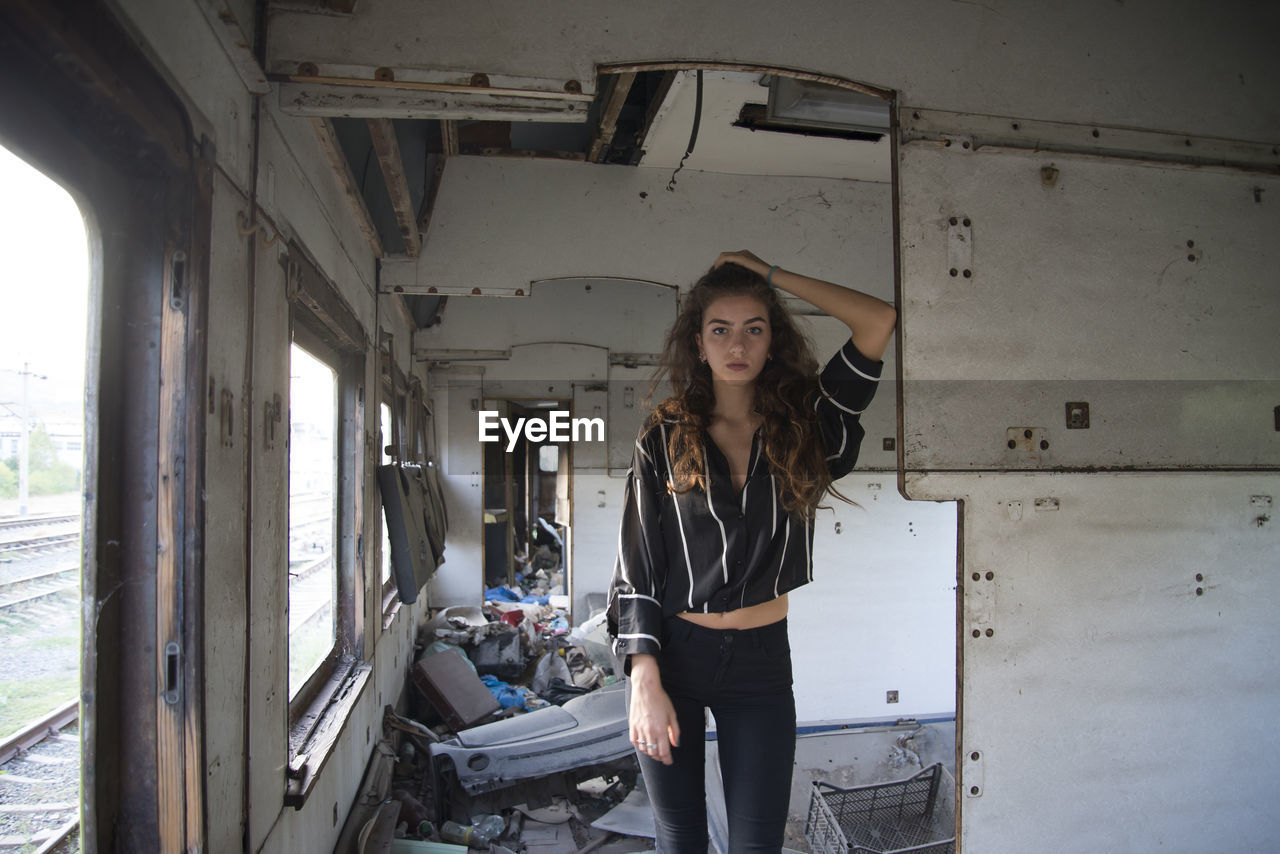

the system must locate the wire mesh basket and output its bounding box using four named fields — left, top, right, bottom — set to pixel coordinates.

left=804, top=763, right=955, bottom=854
